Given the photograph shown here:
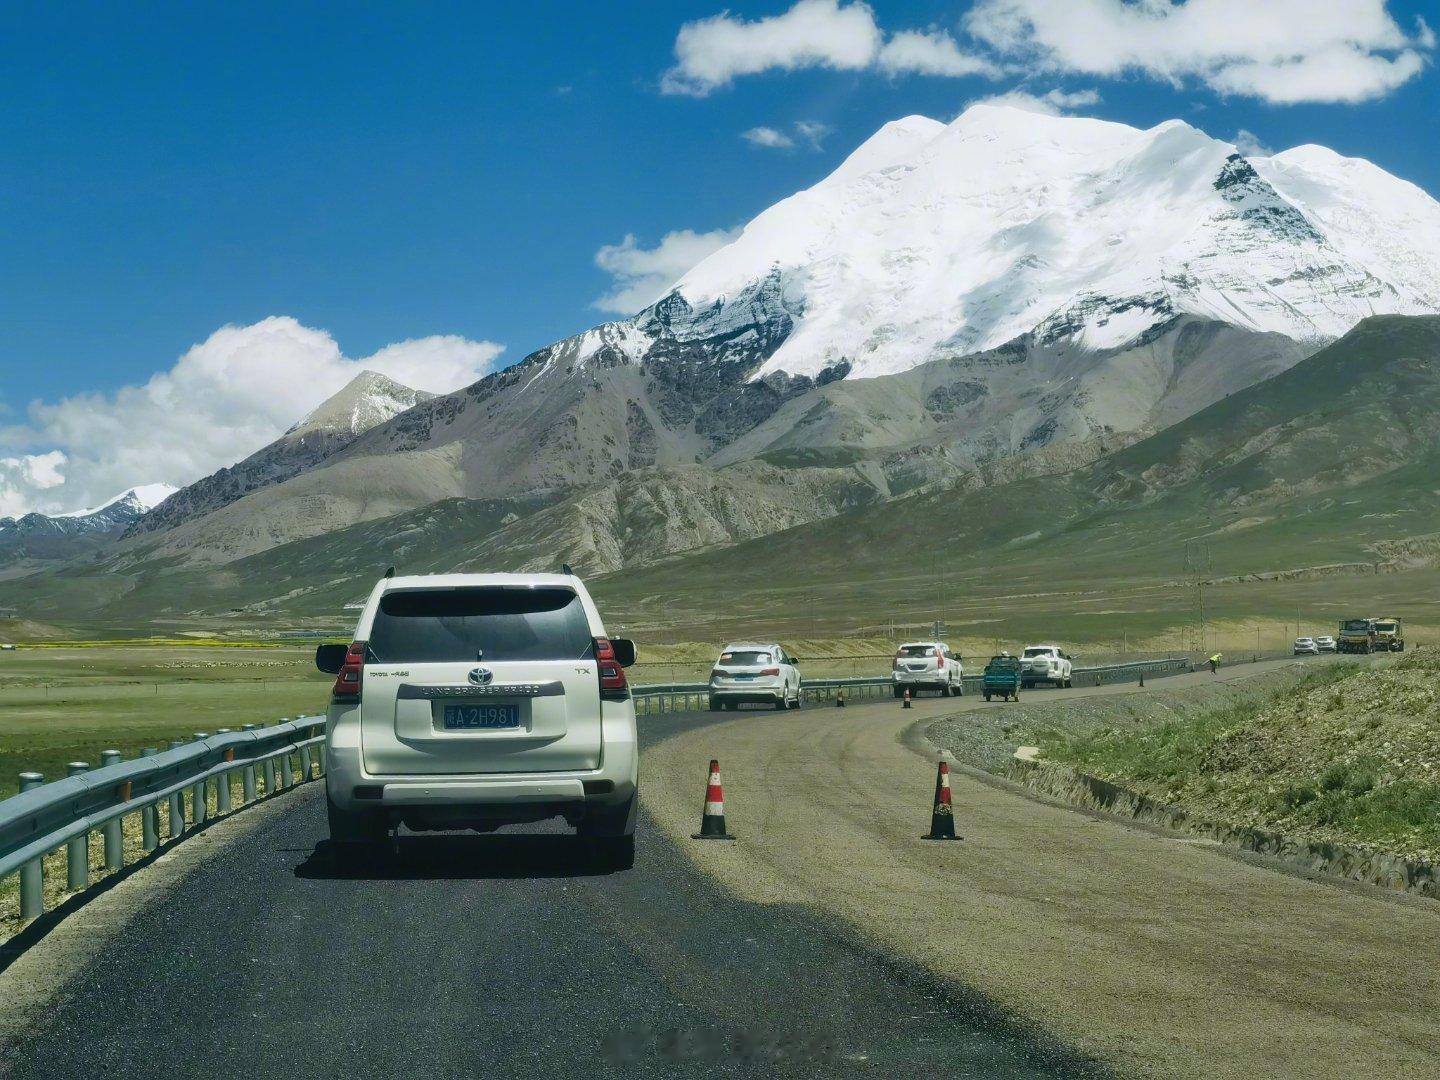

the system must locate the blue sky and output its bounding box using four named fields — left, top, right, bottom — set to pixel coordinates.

left=1, top=0, right=1437, bottom=514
